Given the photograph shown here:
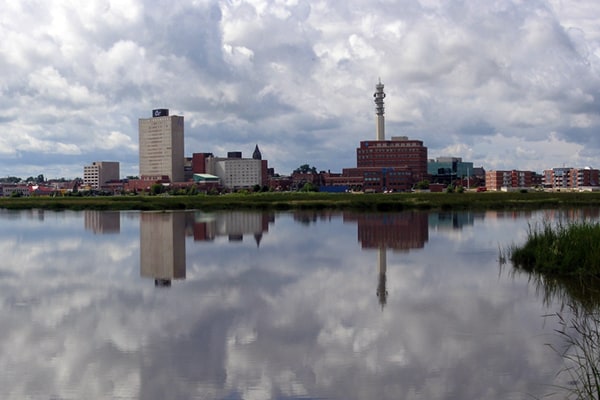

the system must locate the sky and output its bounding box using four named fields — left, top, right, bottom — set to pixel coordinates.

left=1, top=0, right=600, bottom=179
